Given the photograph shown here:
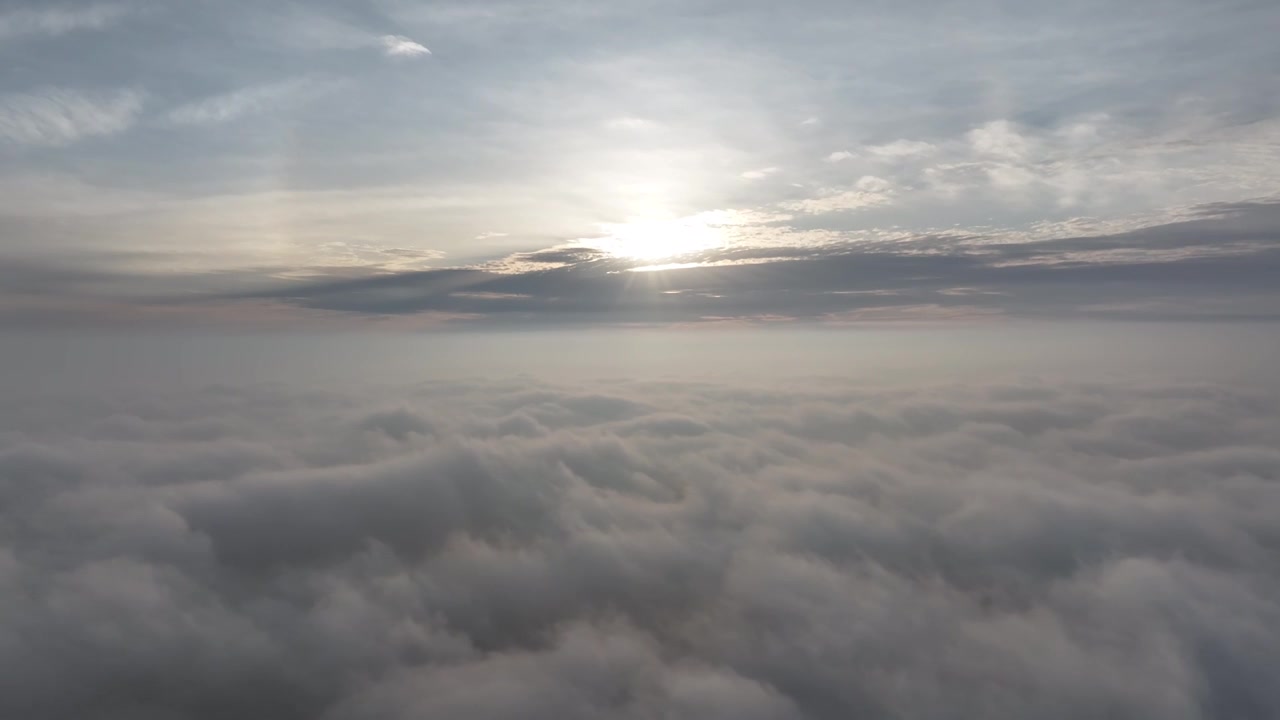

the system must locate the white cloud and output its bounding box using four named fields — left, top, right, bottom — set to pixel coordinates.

left=741, top=167, right=780, bottom=180
left=381, top=34, right=431, bottom=57
left=782, top=175, right=893, bottom=213
left=867, top=139, right=936, bottom=158
left=854, top=175, right=892, bottom=193
left=824, top=150, right=854, bottom=163
left=253, top=10, right=432, bottom=59
left=0, top=87, right=144, bottom=147
left=1, top=374, right=1278, bottom=718
left=968, top=120, right=1032, bottom=160
left=0, top=2, right=136, bottom=39
left=167, top=79, right=329, bottom=126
